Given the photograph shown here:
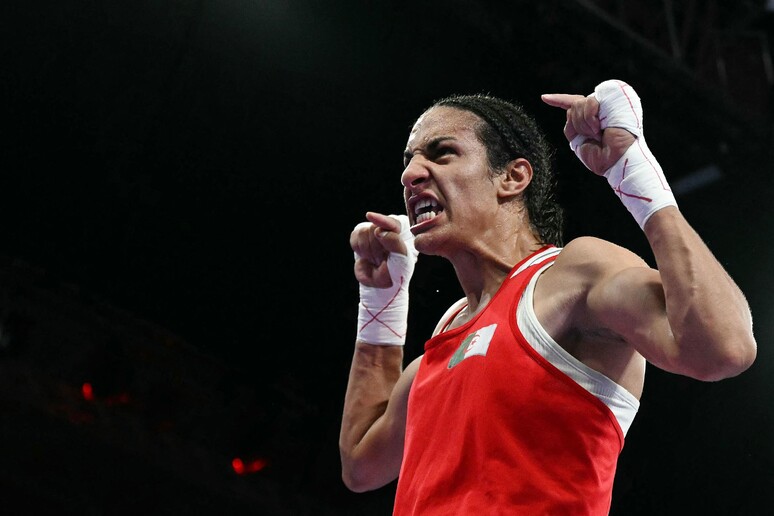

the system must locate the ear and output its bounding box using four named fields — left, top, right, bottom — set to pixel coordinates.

left=496, top=158, right=533, bottom=200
